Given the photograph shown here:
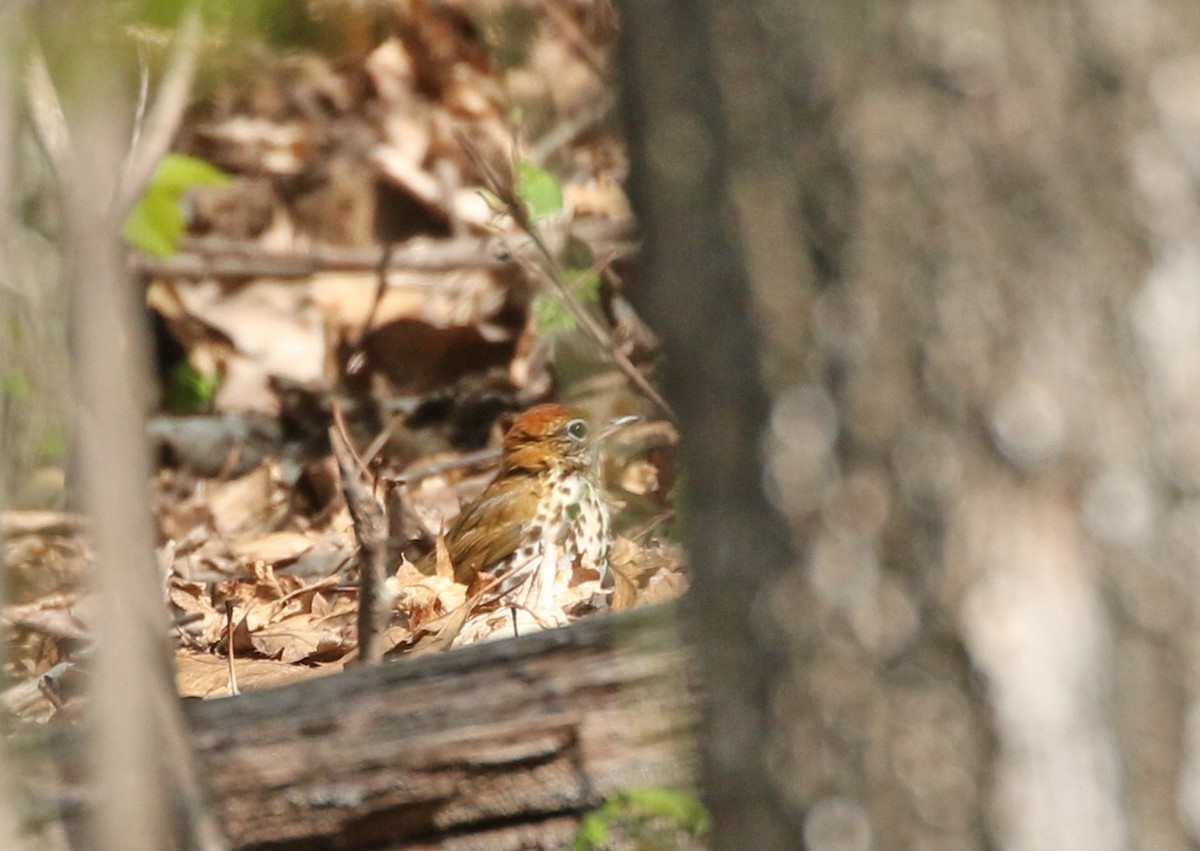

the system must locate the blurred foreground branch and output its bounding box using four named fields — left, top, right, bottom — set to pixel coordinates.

left=47, top=3, right=223, bottom=848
